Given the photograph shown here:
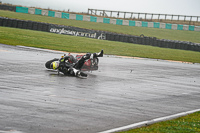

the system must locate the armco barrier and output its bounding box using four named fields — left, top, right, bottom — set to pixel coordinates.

left=0, top=17, right=200, bottom=52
